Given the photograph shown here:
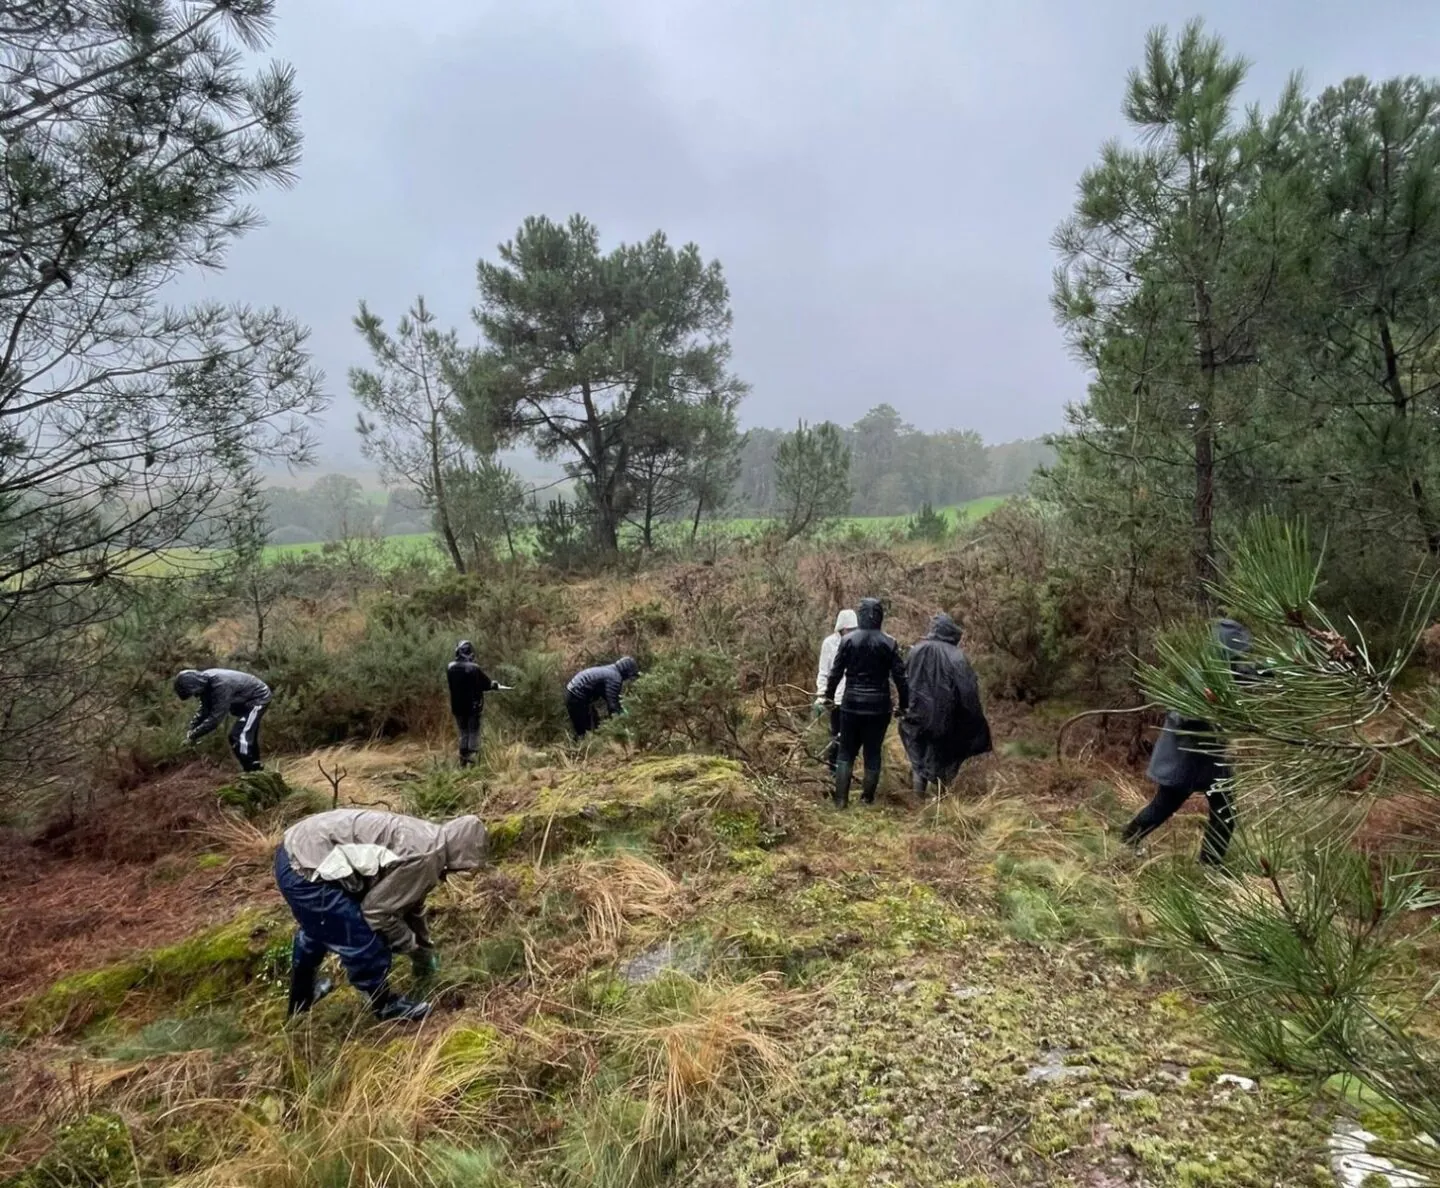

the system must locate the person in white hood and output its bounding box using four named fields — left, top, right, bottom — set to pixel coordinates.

left=815, top=608, right=859, bottom=772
